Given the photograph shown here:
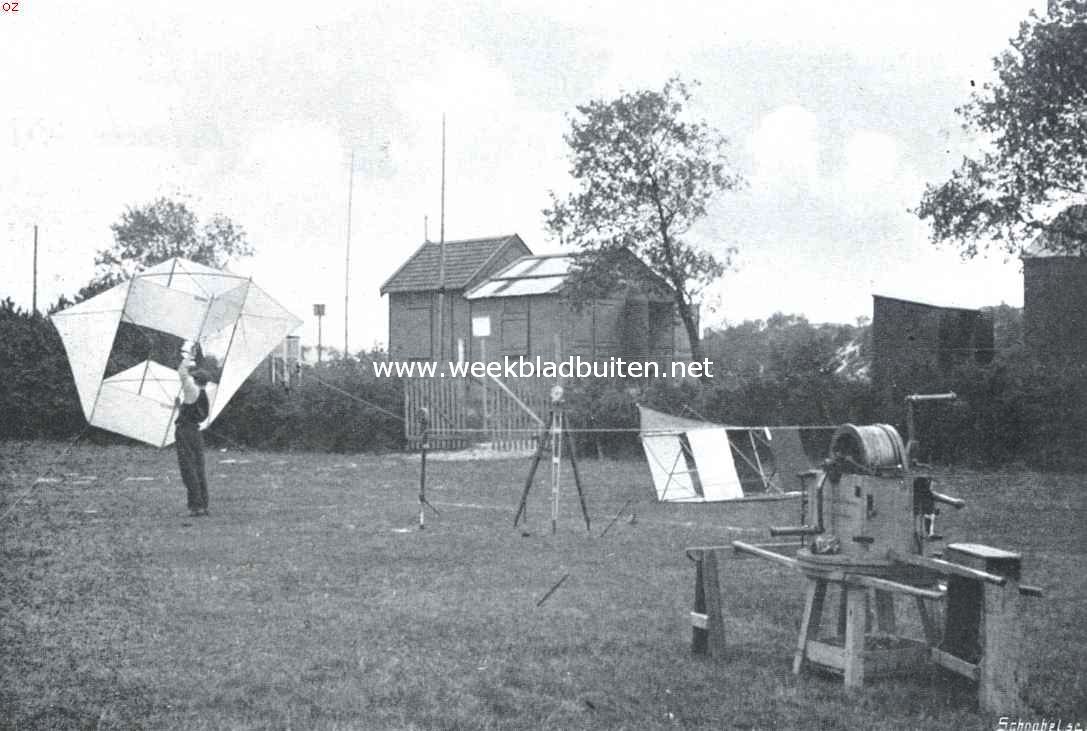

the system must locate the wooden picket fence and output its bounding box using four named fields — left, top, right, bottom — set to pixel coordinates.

left=403, top=375, right=550, bottom=452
